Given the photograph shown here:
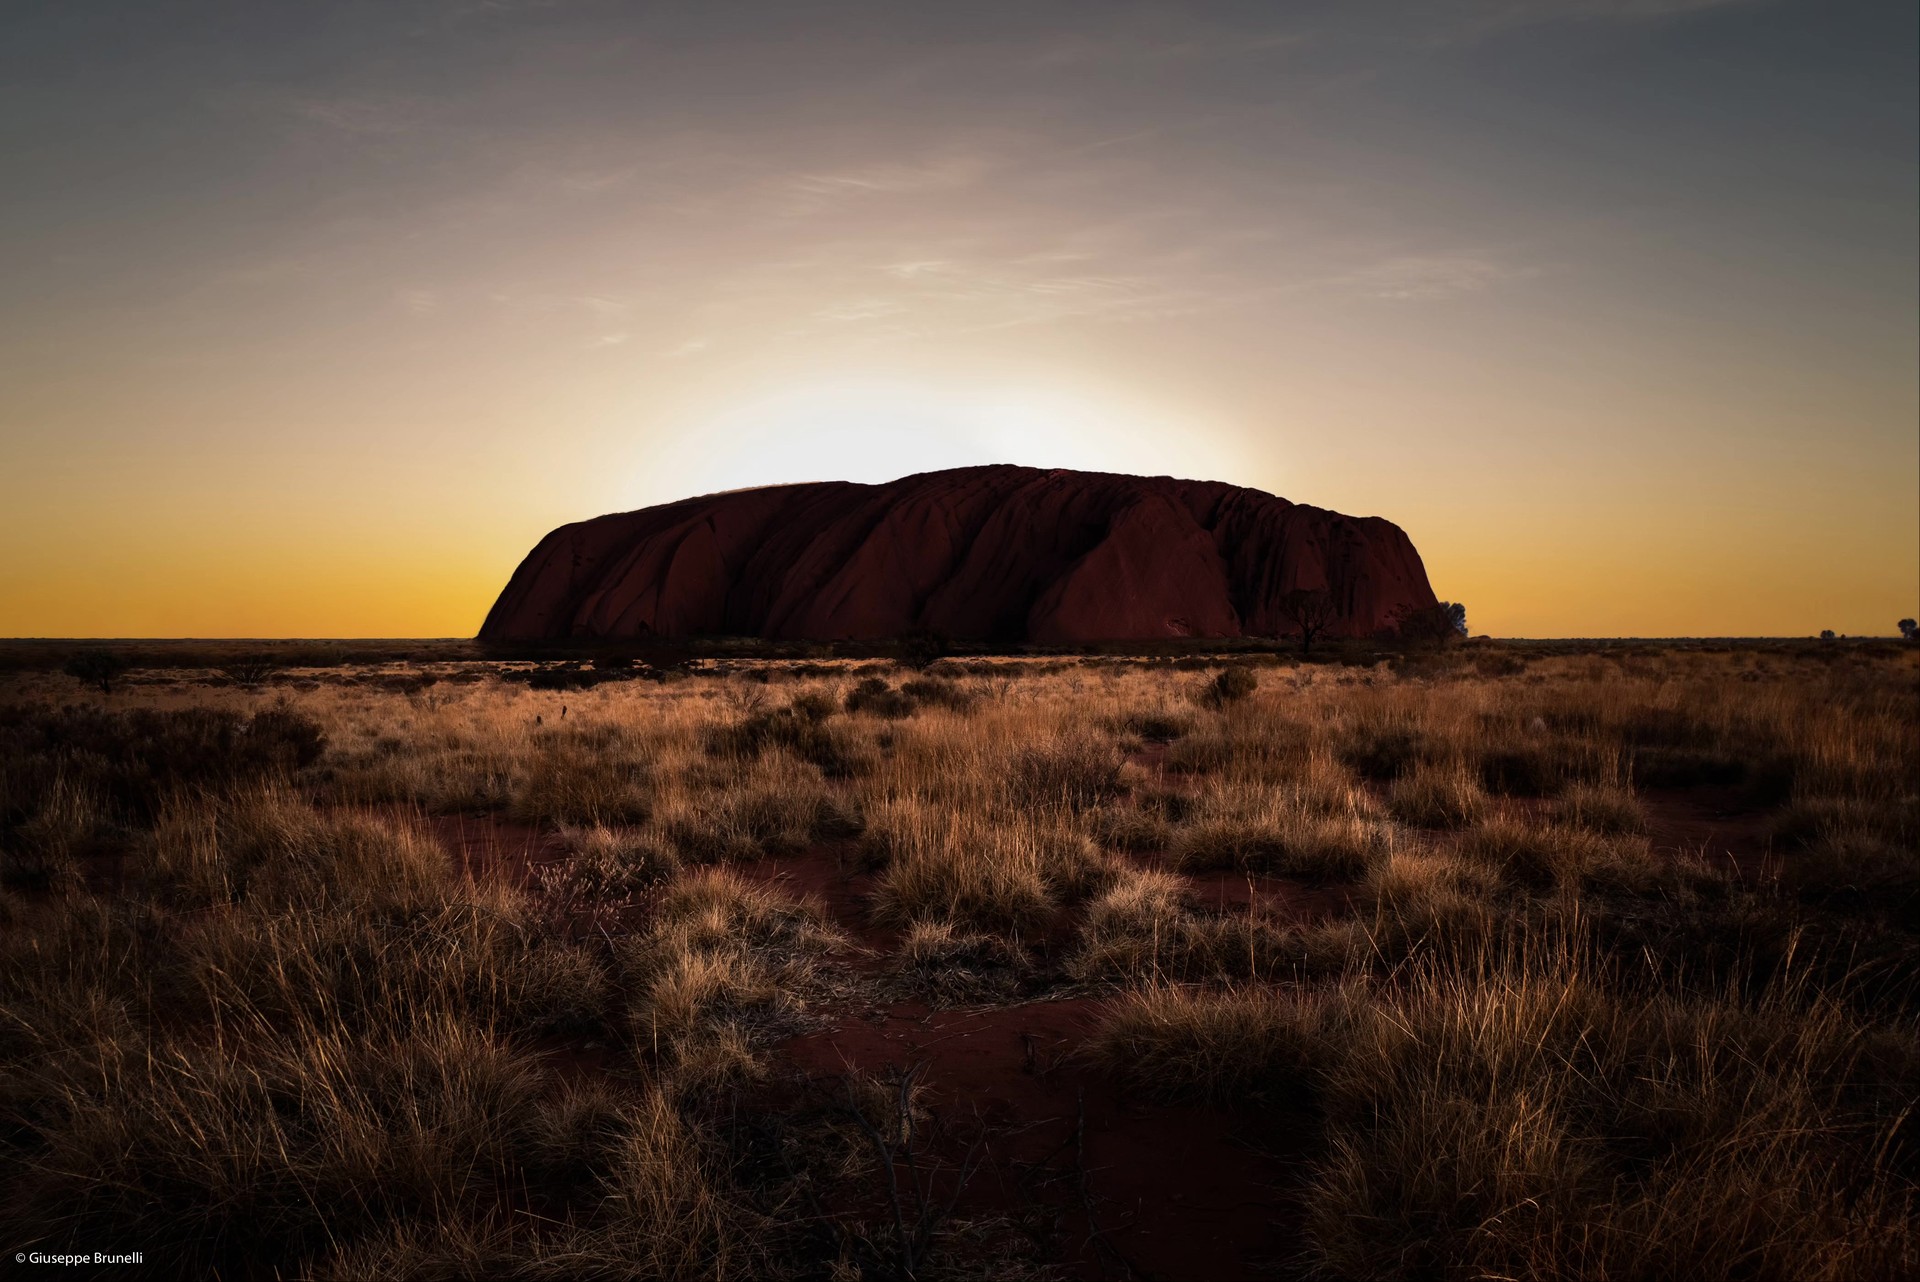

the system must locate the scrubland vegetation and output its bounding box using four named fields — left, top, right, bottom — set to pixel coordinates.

left=0, top=641, right=1914, bottom=1279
